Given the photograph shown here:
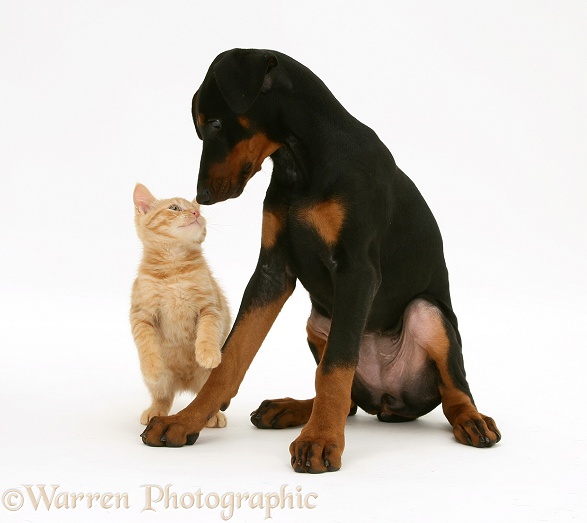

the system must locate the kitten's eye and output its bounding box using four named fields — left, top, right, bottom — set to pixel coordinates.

left=168, top=204, right=182, bottom=212
left=208, top=119, right=221, bottom=131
